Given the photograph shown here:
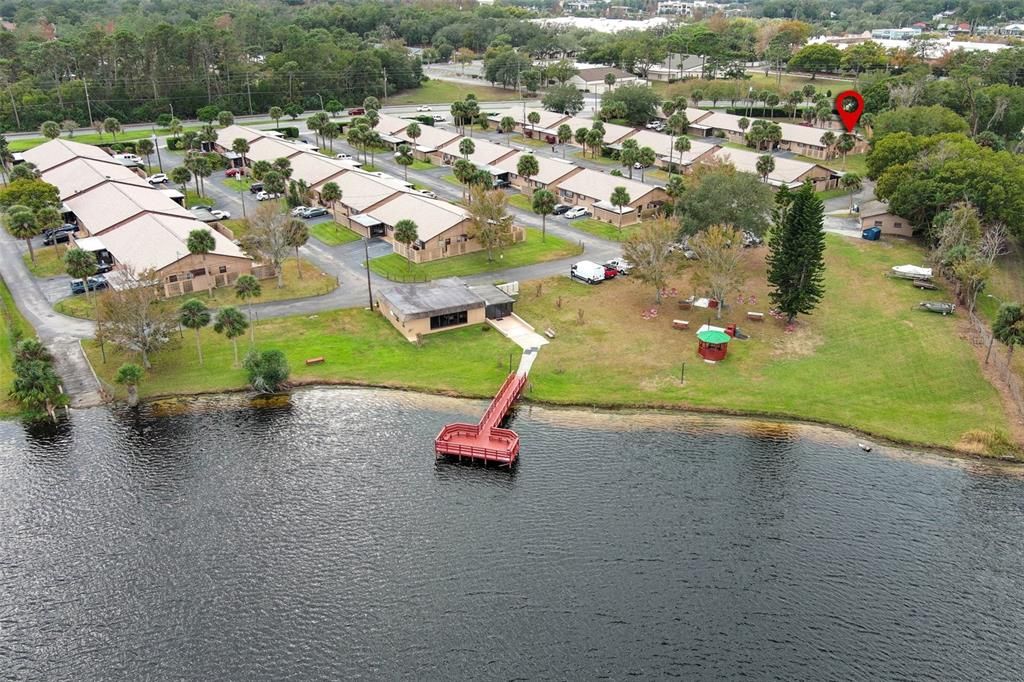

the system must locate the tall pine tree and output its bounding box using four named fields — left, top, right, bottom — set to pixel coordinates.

left=766, top=182, right=826, bottom=324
